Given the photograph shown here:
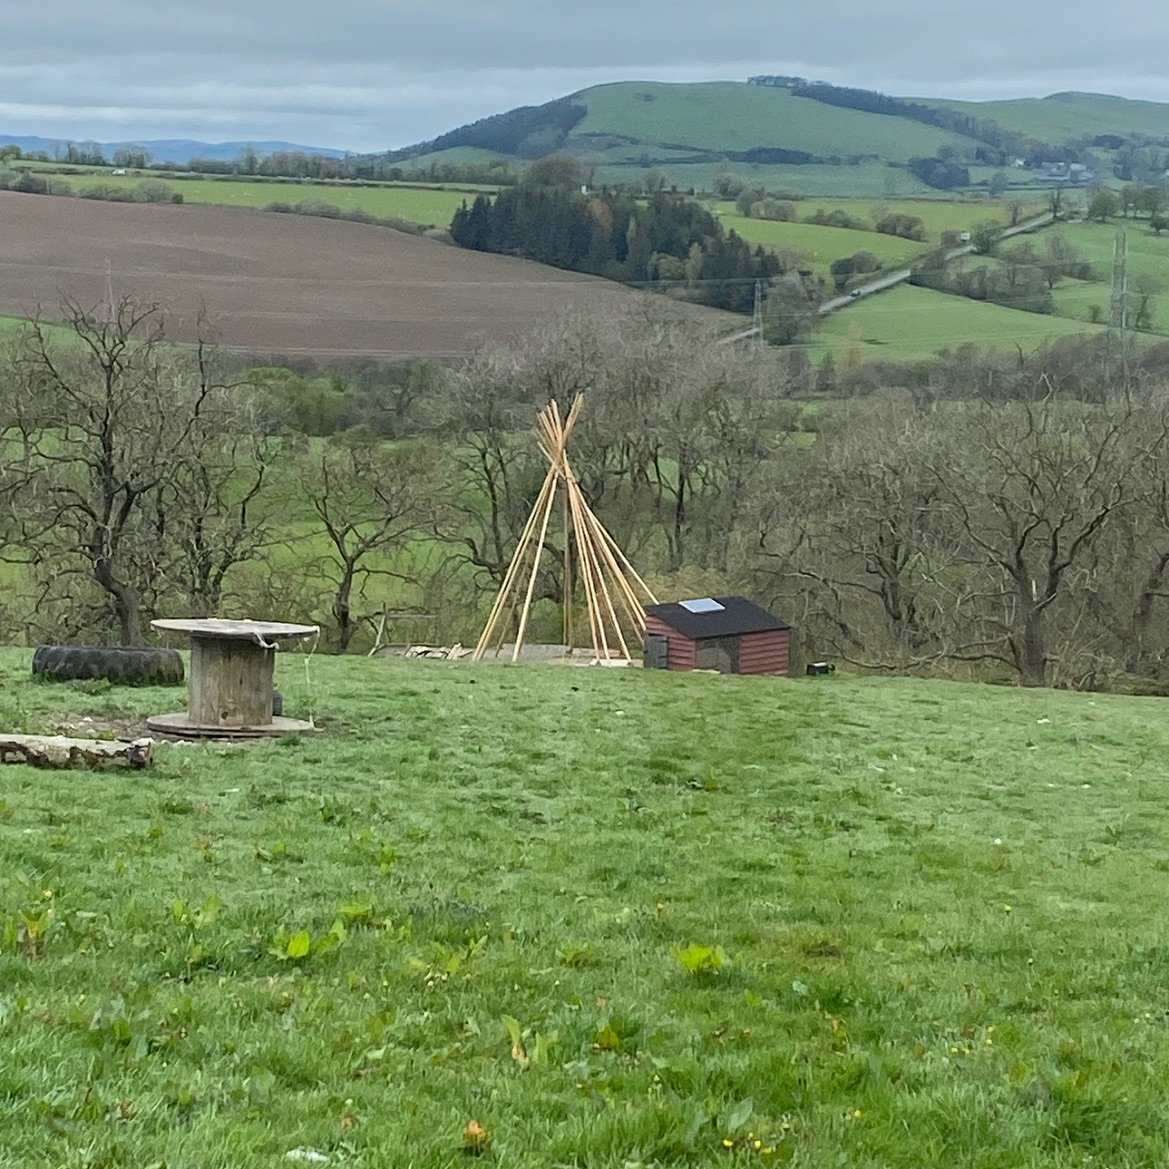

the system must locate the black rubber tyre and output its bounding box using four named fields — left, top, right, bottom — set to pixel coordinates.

left=32, top=645, right=185, bottom=686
